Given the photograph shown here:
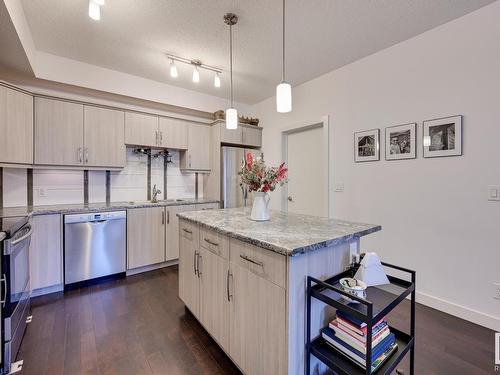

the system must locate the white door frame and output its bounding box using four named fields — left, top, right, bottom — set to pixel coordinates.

left=281, top=115, right=331, bottom=217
